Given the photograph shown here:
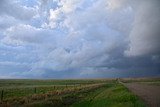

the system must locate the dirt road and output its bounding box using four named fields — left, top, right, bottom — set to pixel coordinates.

left=123, top=83, right=160, bottom=107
